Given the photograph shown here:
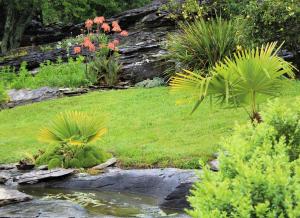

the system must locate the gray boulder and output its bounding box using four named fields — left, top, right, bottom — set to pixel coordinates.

left=29, top=168, right=198, bottom=210
left=17, top=168, right=75, bottom=184
left=0, top=199, right=88, bottom=217
left=0, top=187, right=32, bottom=206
